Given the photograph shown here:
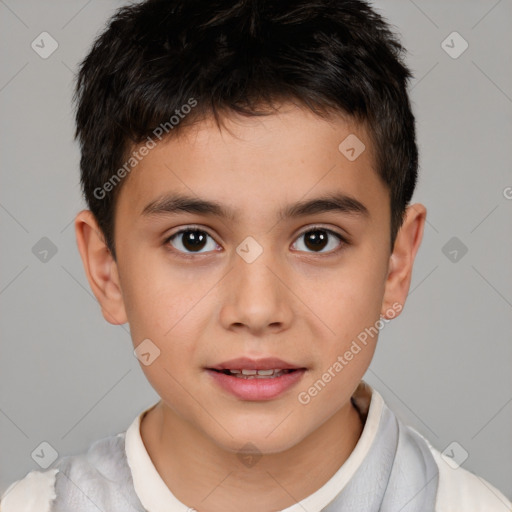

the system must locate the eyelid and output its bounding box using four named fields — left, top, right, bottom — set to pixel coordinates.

left=295, top=224, right=348, bottom=241
left=163, top=224, right=349, bottom=256
left=163, top=225, right=221, bottom=256
left=291, top=225, right=349, bottom=253
left=163, top=224, right=220, bottom=248
left=165, top=224, right=216, bottom=239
